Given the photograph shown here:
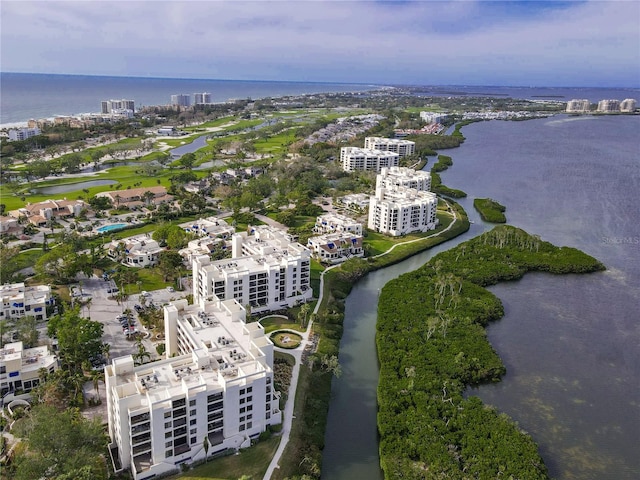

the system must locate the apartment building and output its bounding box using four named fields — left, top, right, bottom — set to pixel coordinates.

left=364, top=137, right=416, bottom=157
left=597, top=99, right=620, bottom=112
left=8, top=127, right=41, bottom=142
left=340, top=147, right=399, bottom=173
left=566, top=99, right=591, bottom=113
left=619, top=98, right=637, bottom=113
left=377, top=166, right=431, bottom=192
left=102, top=99, right=135, bottom=115
left=307, top=232, right=364, bottom=264
left=193, top=226, right=312, bottom=313
left=107, top=235, right=165, bottom=268
left=0, top=282, right=53, bottom=322
left=171, top=94, right=191, bottom=107
left=1, top=341, right=58, bottom=397
left=105, top=297, right=281, bottom=480
left=313, top=213, right=362, bottom=236
left=419, top=112, right=448, bottom=124
left=337, top=193, right=370, bottom=211
left=368, top=184, right=438, bottom=236
left=194, top=93, right=212, bottom=105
